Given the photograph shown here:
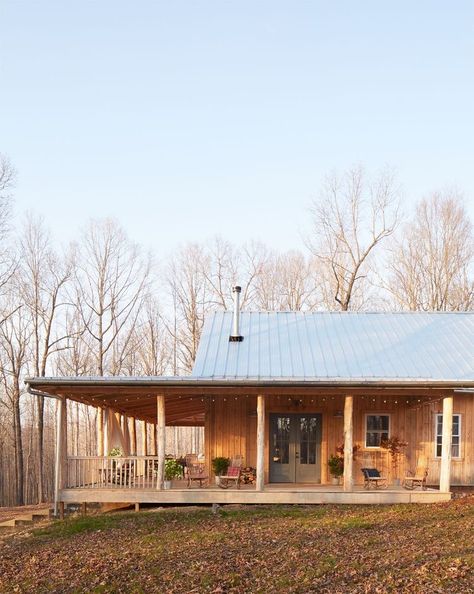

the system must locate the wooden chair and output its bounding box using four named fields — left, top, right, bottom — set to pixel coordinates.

left=217, top=456, right=243, bottom=489
left=185, top=454, right=208, bottom=488
left=403, top=467, right=428, bottom=490
left=361, top=467, right=388, bottom=490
